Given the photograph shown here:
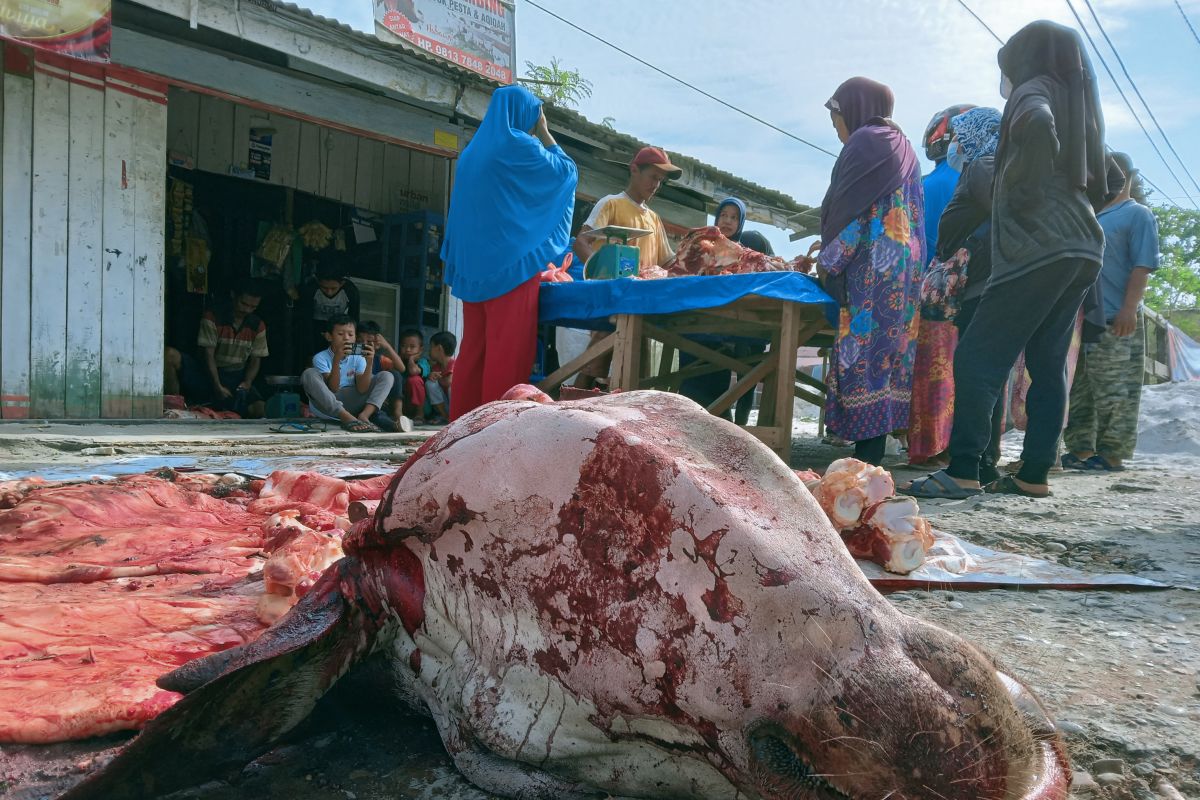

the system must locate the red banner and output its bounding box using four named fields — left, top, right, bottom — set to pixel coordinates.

left=0, top=0, right=111, bottom=63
